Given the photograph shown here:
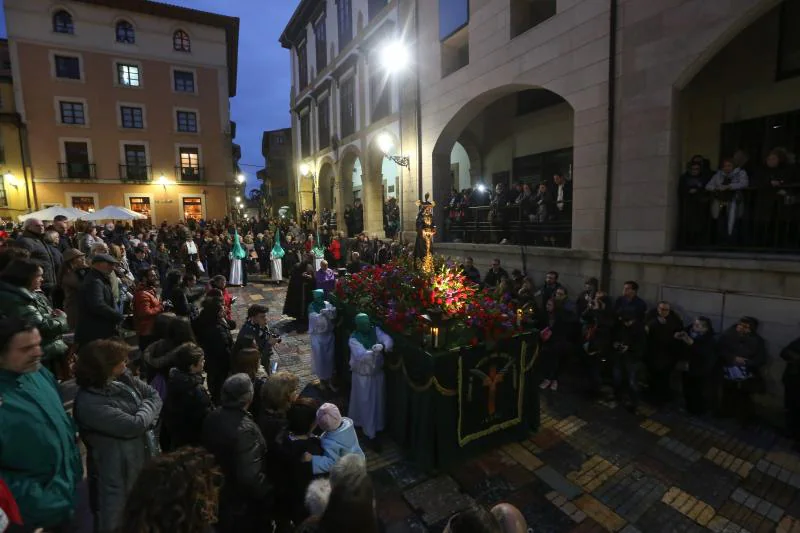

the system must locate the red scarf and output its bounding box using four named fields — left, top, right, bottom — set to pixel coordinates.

left=0, top=478, right=22, bottom=525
